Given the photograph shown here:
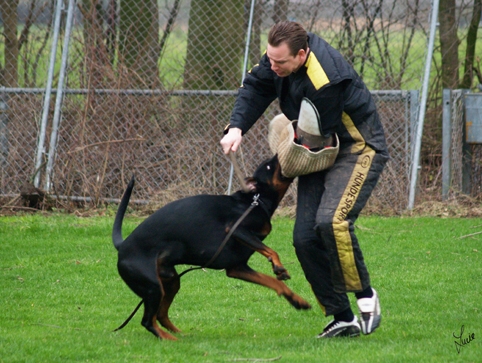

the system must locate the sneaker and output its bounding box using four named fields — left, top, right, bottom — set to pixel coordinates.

left=357, top=288, right=381, bottom=335
left=316, top=317, right=361, bottom=338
